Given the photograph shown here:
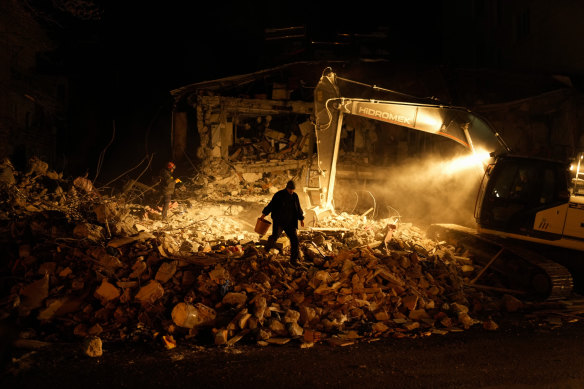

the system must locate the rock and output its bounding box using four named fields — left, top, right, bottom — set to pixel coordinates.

left=171, top=302, right=216, bottom=328
left=93, top=203, right=118, bottom=224
left=372, top=322, right=390, bottom=333
left=451, top=303, right=469, bottom=315
left=129, top=261, right=147, bottom=279
left=483, top=319, right=499, bottom=331
left=88, top=324, right=103, bottom=336
left=458, top=313, right=478, bottom=329
left=253, top=296, right=267, bottom=320
left=402, top=295, right=419, bottom=311
left=214, top=328, right=228, bottom=345
left=73, top=223, right=104, bottom=242
left=93, top=279, right=121, bottom=303
left=284, top=309, right=300, bottom=324
left=222, top=292, right=247, bottom=307
left=299, top=305, right=316, bottom=325
left=134, top=281, right=164, bottom=304
left=268, top=319, right=287, bottom=336
left=155, top=261, right=178, bottom=283
left=83, top=337, right=103, bottom=357
left=374, top=311, right=390, bottom=321
left=408, top=309, right=431, bottom=320
left=287, top=322, right=304, bottom=337
left=403, top=321, right=420, bottom=331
